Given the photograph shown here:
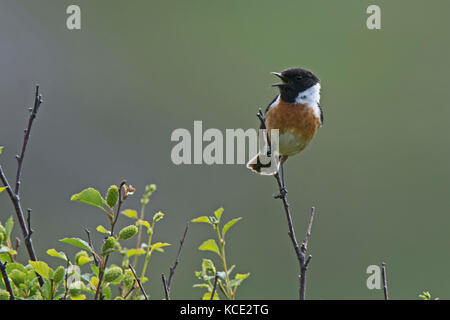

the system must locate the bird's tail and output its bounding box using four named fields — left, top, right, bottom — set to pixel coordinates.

left=246, top=153, right=281, bottom=175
